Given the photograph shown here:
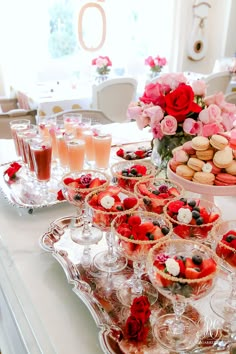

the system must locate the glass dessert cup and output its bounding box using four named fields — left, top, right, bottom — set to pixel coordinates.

left=147, top=238, right=219, bottom=352
left=110, top=160, right=156, bottom=192
left=210, top=220, right=236, bottom=324
left=85, top=187, right=139, bottom=273
left=111, top=210, right=172, bottom=306
left=134, top=177, right=184, bottom=214
left=62, top=170, right=110, bottom=245
left=163, top=196, right=221, bottom=242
